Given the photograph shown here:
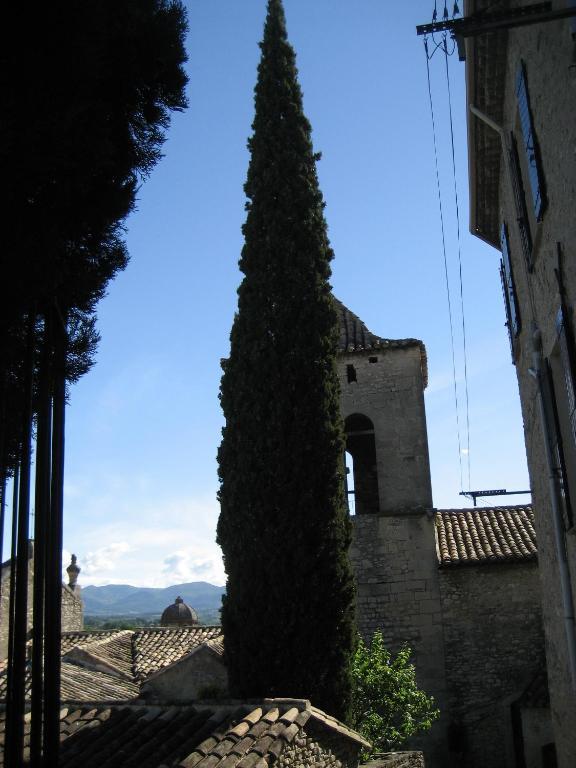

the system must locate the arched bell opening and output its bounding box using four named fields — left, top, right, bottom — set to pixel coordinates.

left=344, top=413, right=379, bottom=515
